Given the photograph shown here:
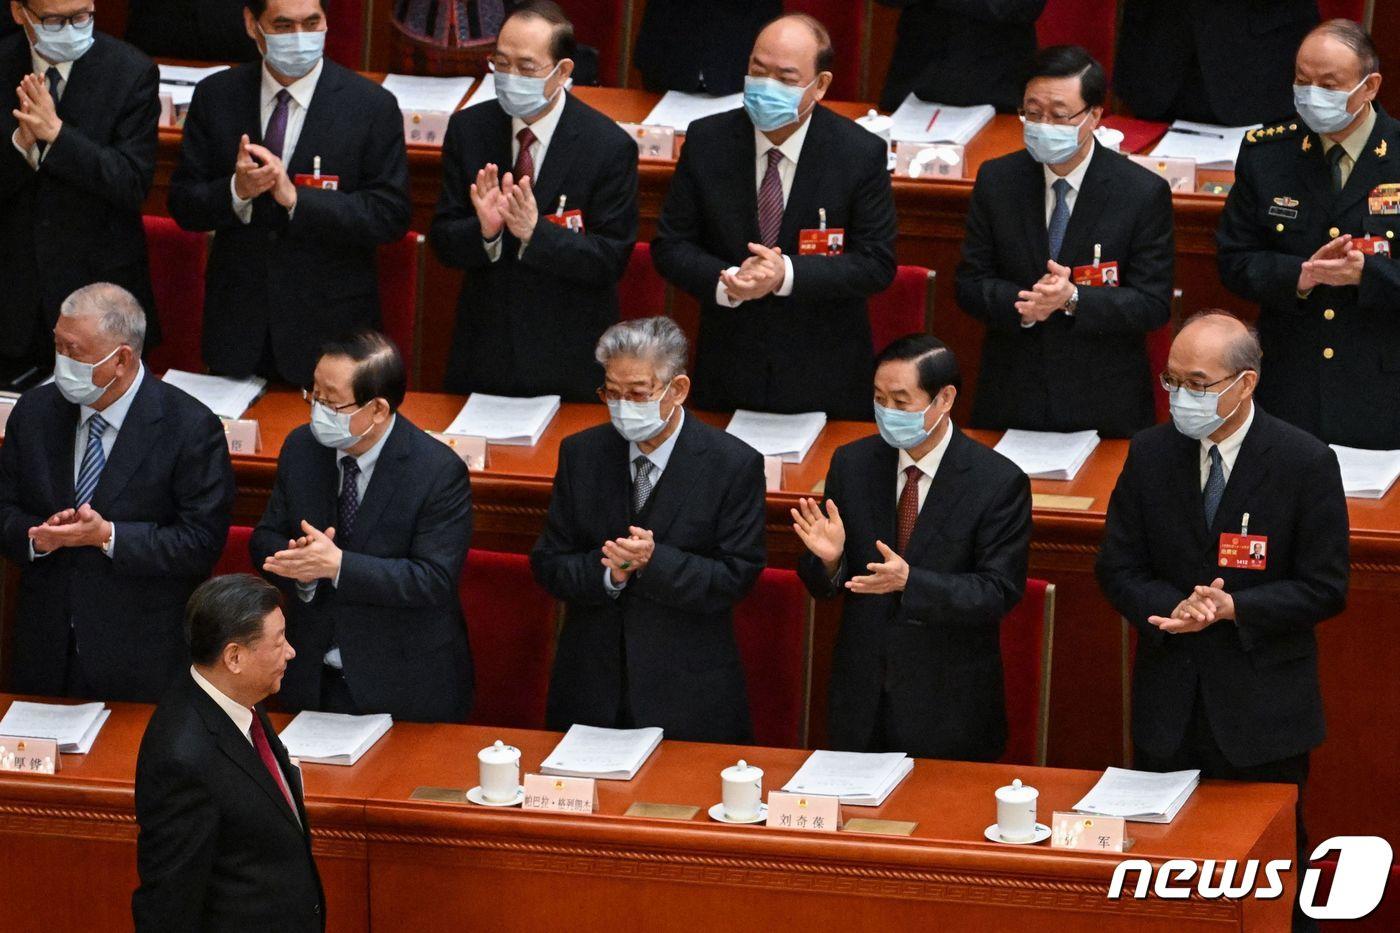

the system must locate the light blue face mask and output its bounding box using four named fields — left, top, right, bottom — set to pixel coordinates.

left=24, top=10, right=94, bottom=63
left=260, top=27, right=325, bottom=80
left=495, top=63, right=562, bottom=120
left=1294, top=77, right=1370, bottom=135
left=1168, top=373, right=1245, bottom=440
left=874, top=400, right=944, bottom=450
left=309, top=400, right=371, bottom=450
left=607, top=380, right=674, bottom=443
left=743, top=75, right=814, bottom=132
left=1022, top=113, right=1088, bottom=165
